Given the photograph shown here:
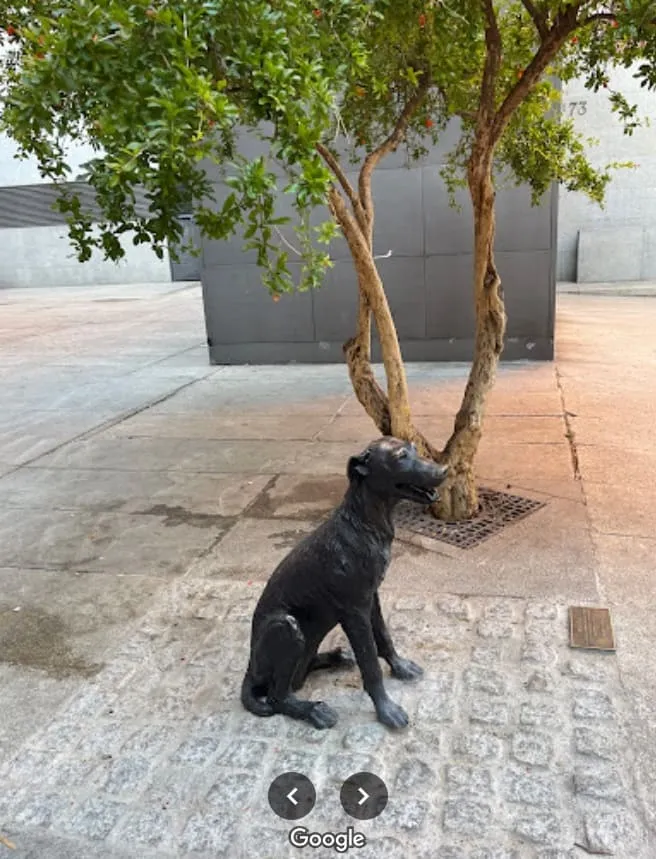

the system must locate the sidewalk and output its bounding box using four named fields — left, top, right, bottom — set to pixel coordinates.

left=0, top=284, right=654, bottom=857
